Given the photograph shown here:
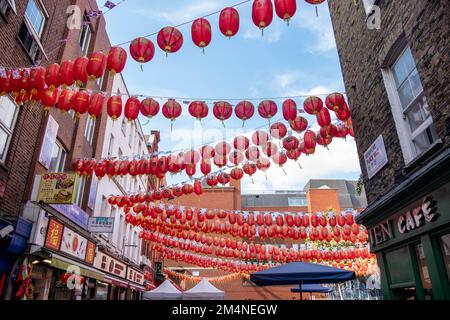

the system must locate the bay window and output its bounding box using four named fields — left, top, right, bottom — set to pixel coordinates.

left=48, top=140, right=67, bottom=172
